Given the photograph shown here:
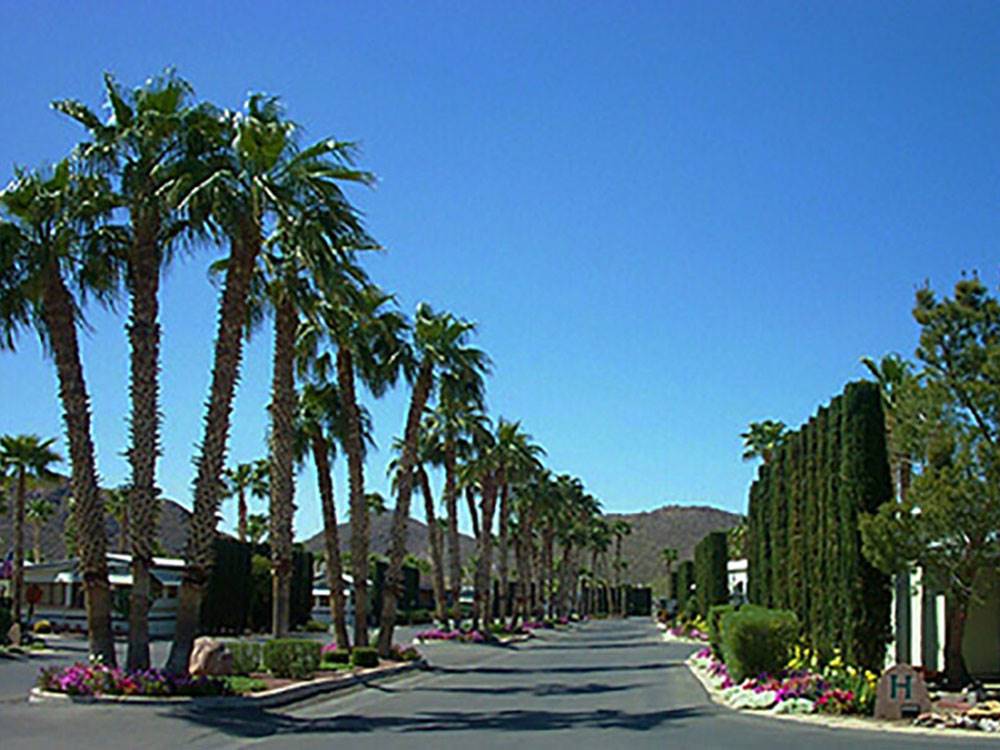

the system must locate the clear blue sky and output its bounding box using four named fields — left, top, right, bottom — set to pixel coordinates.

left=1, top=2, right=998, bottom=541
